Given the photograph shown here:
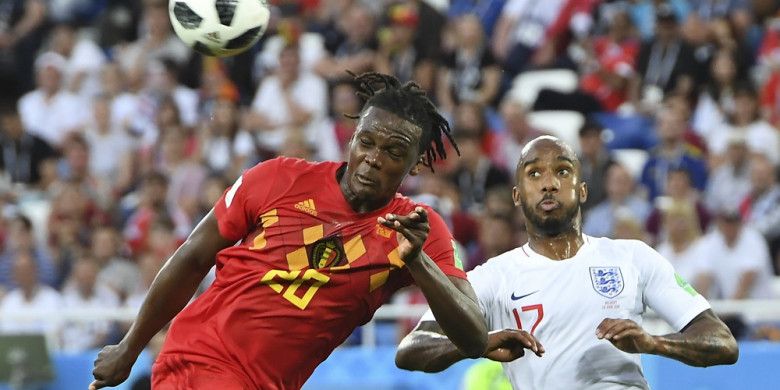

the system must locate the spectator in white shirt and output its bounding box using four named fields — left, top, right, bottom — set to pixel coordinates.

left=705, top=133, right=752, bottom=213
left=0, top=253, right=62, bottom=335
left=696, top=209, right=775, bottom=299
left=49, top=22, right=107, bottom=99
left=246, top=42, right=330, bottom=158
left=60, top=256, right=120, bottom=352
left=656, top=203, right=710, bottom=290
left=83, top=94, right=136, bottom=187
left=17, top=51, right=88, bottom=147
